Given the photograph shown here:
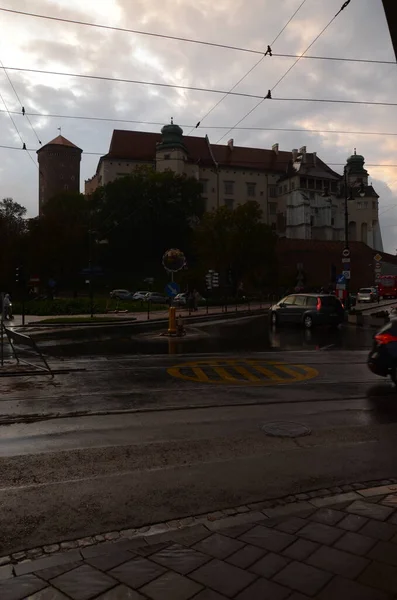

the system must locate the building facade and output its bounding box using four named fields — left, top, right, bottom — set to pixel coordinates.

left=37, top=135, right=82, bottom=215
left=85, top=122, right=383, bottom=251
